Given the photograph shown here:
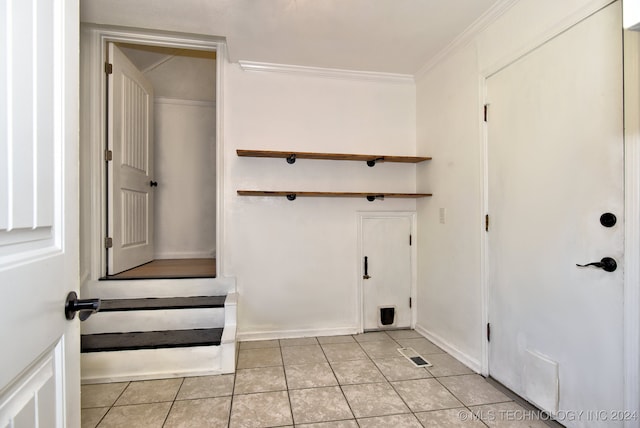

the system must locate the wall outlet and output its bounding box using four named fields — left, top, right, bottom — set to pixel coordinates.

left=439, top=208, right=446, bottom=224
